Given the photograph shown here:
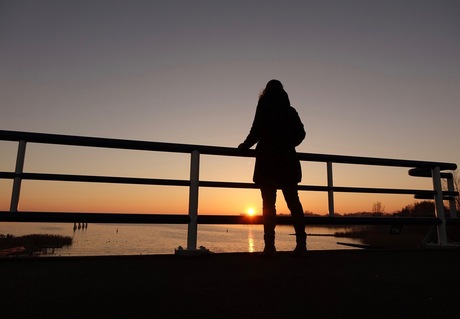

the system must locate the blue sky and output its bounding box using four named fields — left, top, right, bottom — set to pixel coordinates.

left=1, top=0, right=459, bottom=214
